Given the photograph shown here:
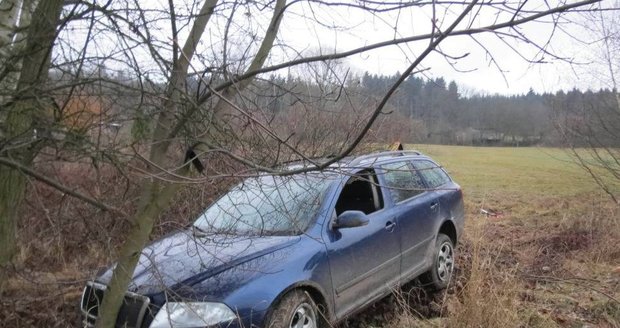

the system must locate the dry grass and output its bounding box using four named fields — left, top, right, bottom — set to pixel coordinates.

left=374, top=145, right=620, bottom=327
left=2, top=145, right=619, bottom=327
left=0, top=157, right=238, bottom=327
left=442, top=219, right=521, bottom=328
